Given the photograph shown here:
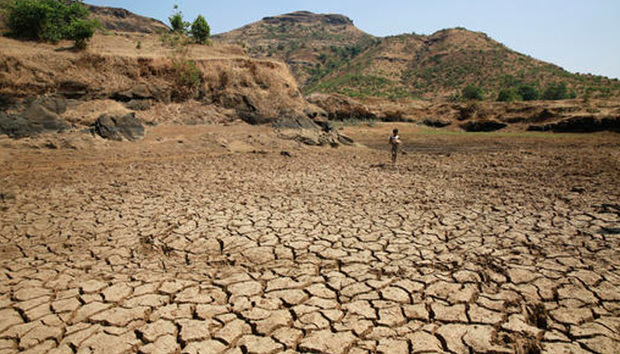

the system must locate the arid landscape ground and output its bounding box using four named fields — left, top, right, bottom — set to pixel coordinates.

left=1, top=2, right=619, bottom=353
left=0, top=123, right=619, bottom=353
